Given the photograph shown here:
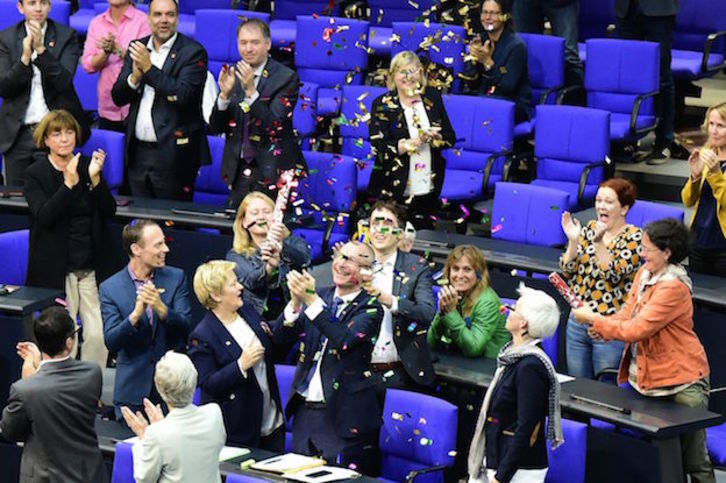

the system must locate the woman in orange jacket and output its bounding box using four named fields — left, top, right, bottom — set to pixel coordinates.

left=572, top=218, right=713, bottom=482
